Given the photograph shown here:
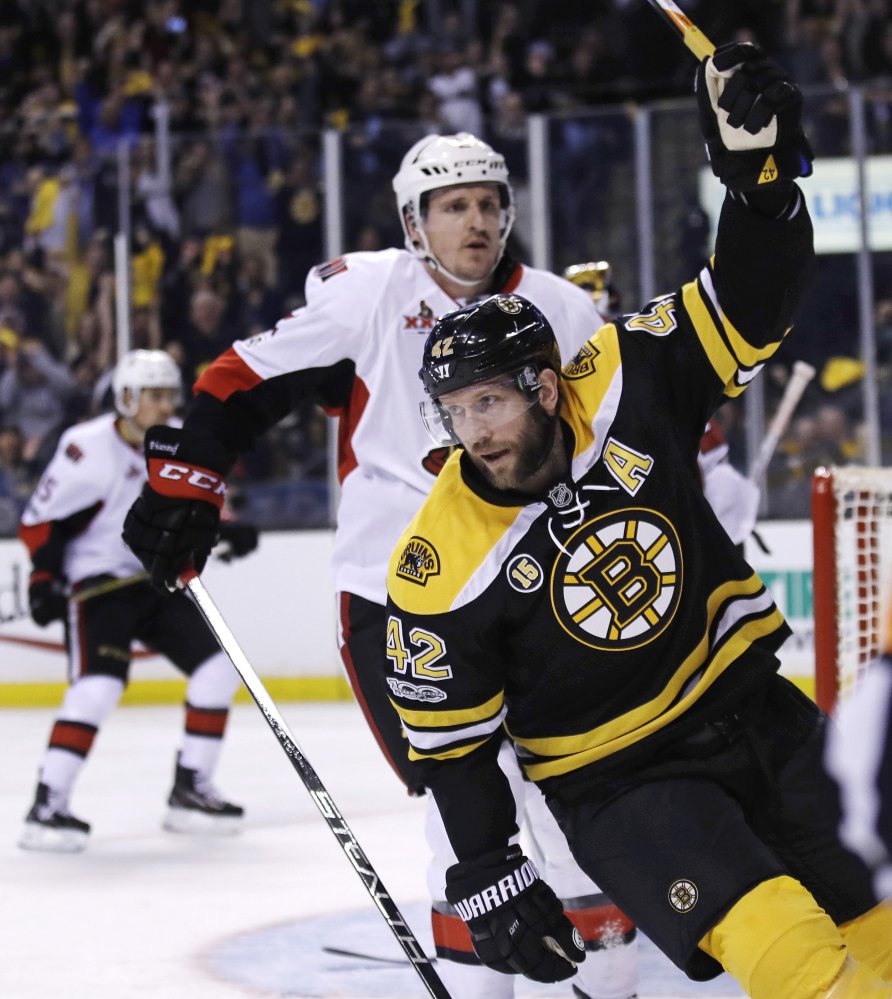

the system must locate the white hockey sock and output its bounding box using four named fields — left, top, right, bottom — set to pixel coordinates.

left=178, top=652, right=239, bottom=776
left=39, top=675, right=125, bottom=801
